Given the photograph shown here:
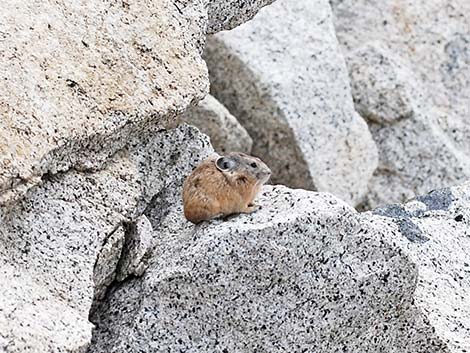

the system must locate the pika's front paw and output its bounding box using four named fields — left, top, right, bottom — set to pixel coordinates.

left=243, top=203, right=260, bottom=214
